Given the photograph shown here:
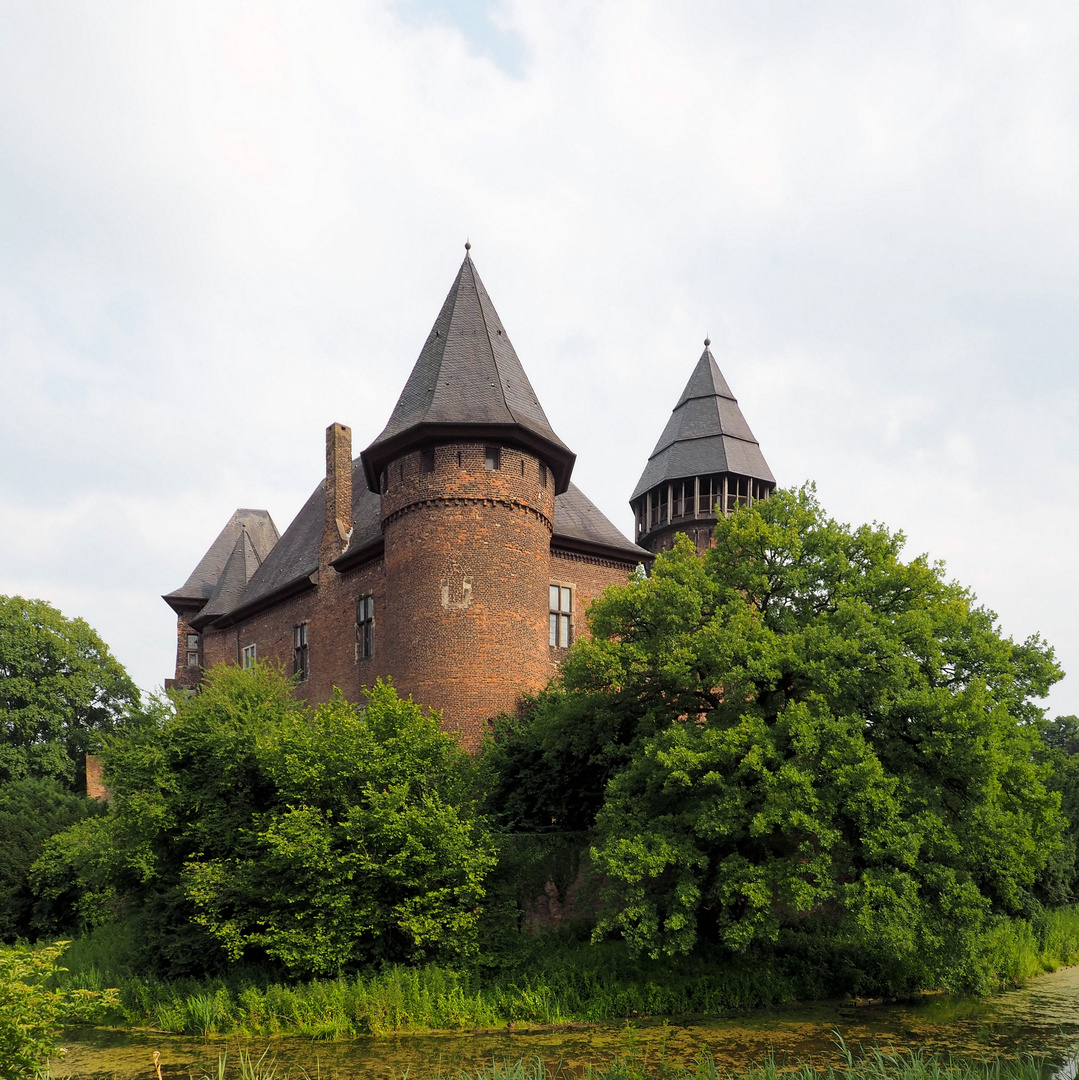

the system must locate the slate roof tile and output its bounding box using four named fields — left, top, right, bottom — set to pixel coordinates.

left=631, top=346, right=775, bottom=501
